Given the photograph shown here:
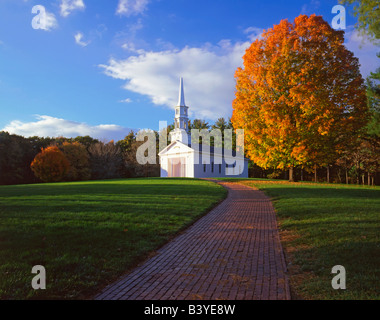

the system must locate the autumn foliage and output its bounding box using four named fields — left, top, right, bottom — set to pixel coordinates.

left=31, top=146, right=70, bottom=182
left=60, top=142, right=91, bottom=181
left=232, top=14, right=369, bottom=181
